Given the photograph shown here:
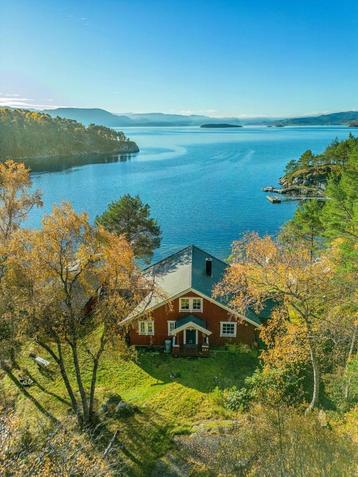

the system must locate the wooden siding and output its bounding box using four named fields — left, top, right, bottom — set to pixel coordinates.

left=127, top=291, right=257, bottom=347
